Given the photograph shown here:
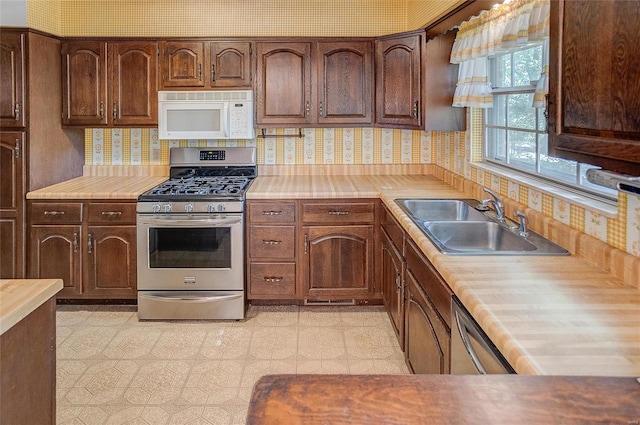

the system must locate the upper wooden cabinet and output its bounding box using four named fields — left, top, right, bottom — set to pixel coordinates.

left=256, top=42, right=313, bottom=126
left=159, top=41, right=252, bottom=89
left=548, top=0, right=640, bottom=174
left=0, top=32, right=26, bottom=128
left=256, top=40, right=374, bottom=127
left=316, top=41, right=373, bottom=126
left=62, top=40, right=158, bottom=127
left=375, top=31, right=423, bottom=129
